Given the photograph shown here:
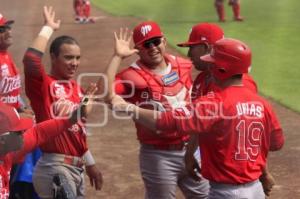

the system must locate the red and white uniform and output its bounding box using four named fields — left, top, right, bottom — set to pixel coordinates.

left=0, top=50, right=21, bottom=109
left=115, top=54, right=192, bottom=145
left=0, top=119, right=71, bottom=199
left=23, top=48, right=87, bottom=157
left=74, top=0, right=91, bottom=19
left=191, top=70, right=257, bottom=101
left=157, top=85, right=284, bottom=184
